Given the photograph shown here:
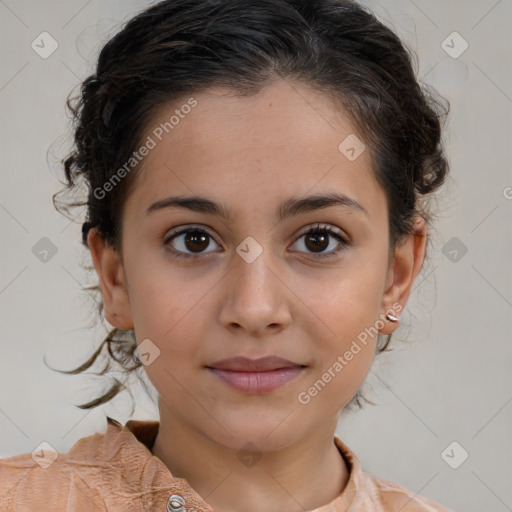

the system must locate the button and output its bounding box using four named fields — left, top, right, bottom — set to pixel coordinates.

left=167, top=494, right=186, bottom=512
